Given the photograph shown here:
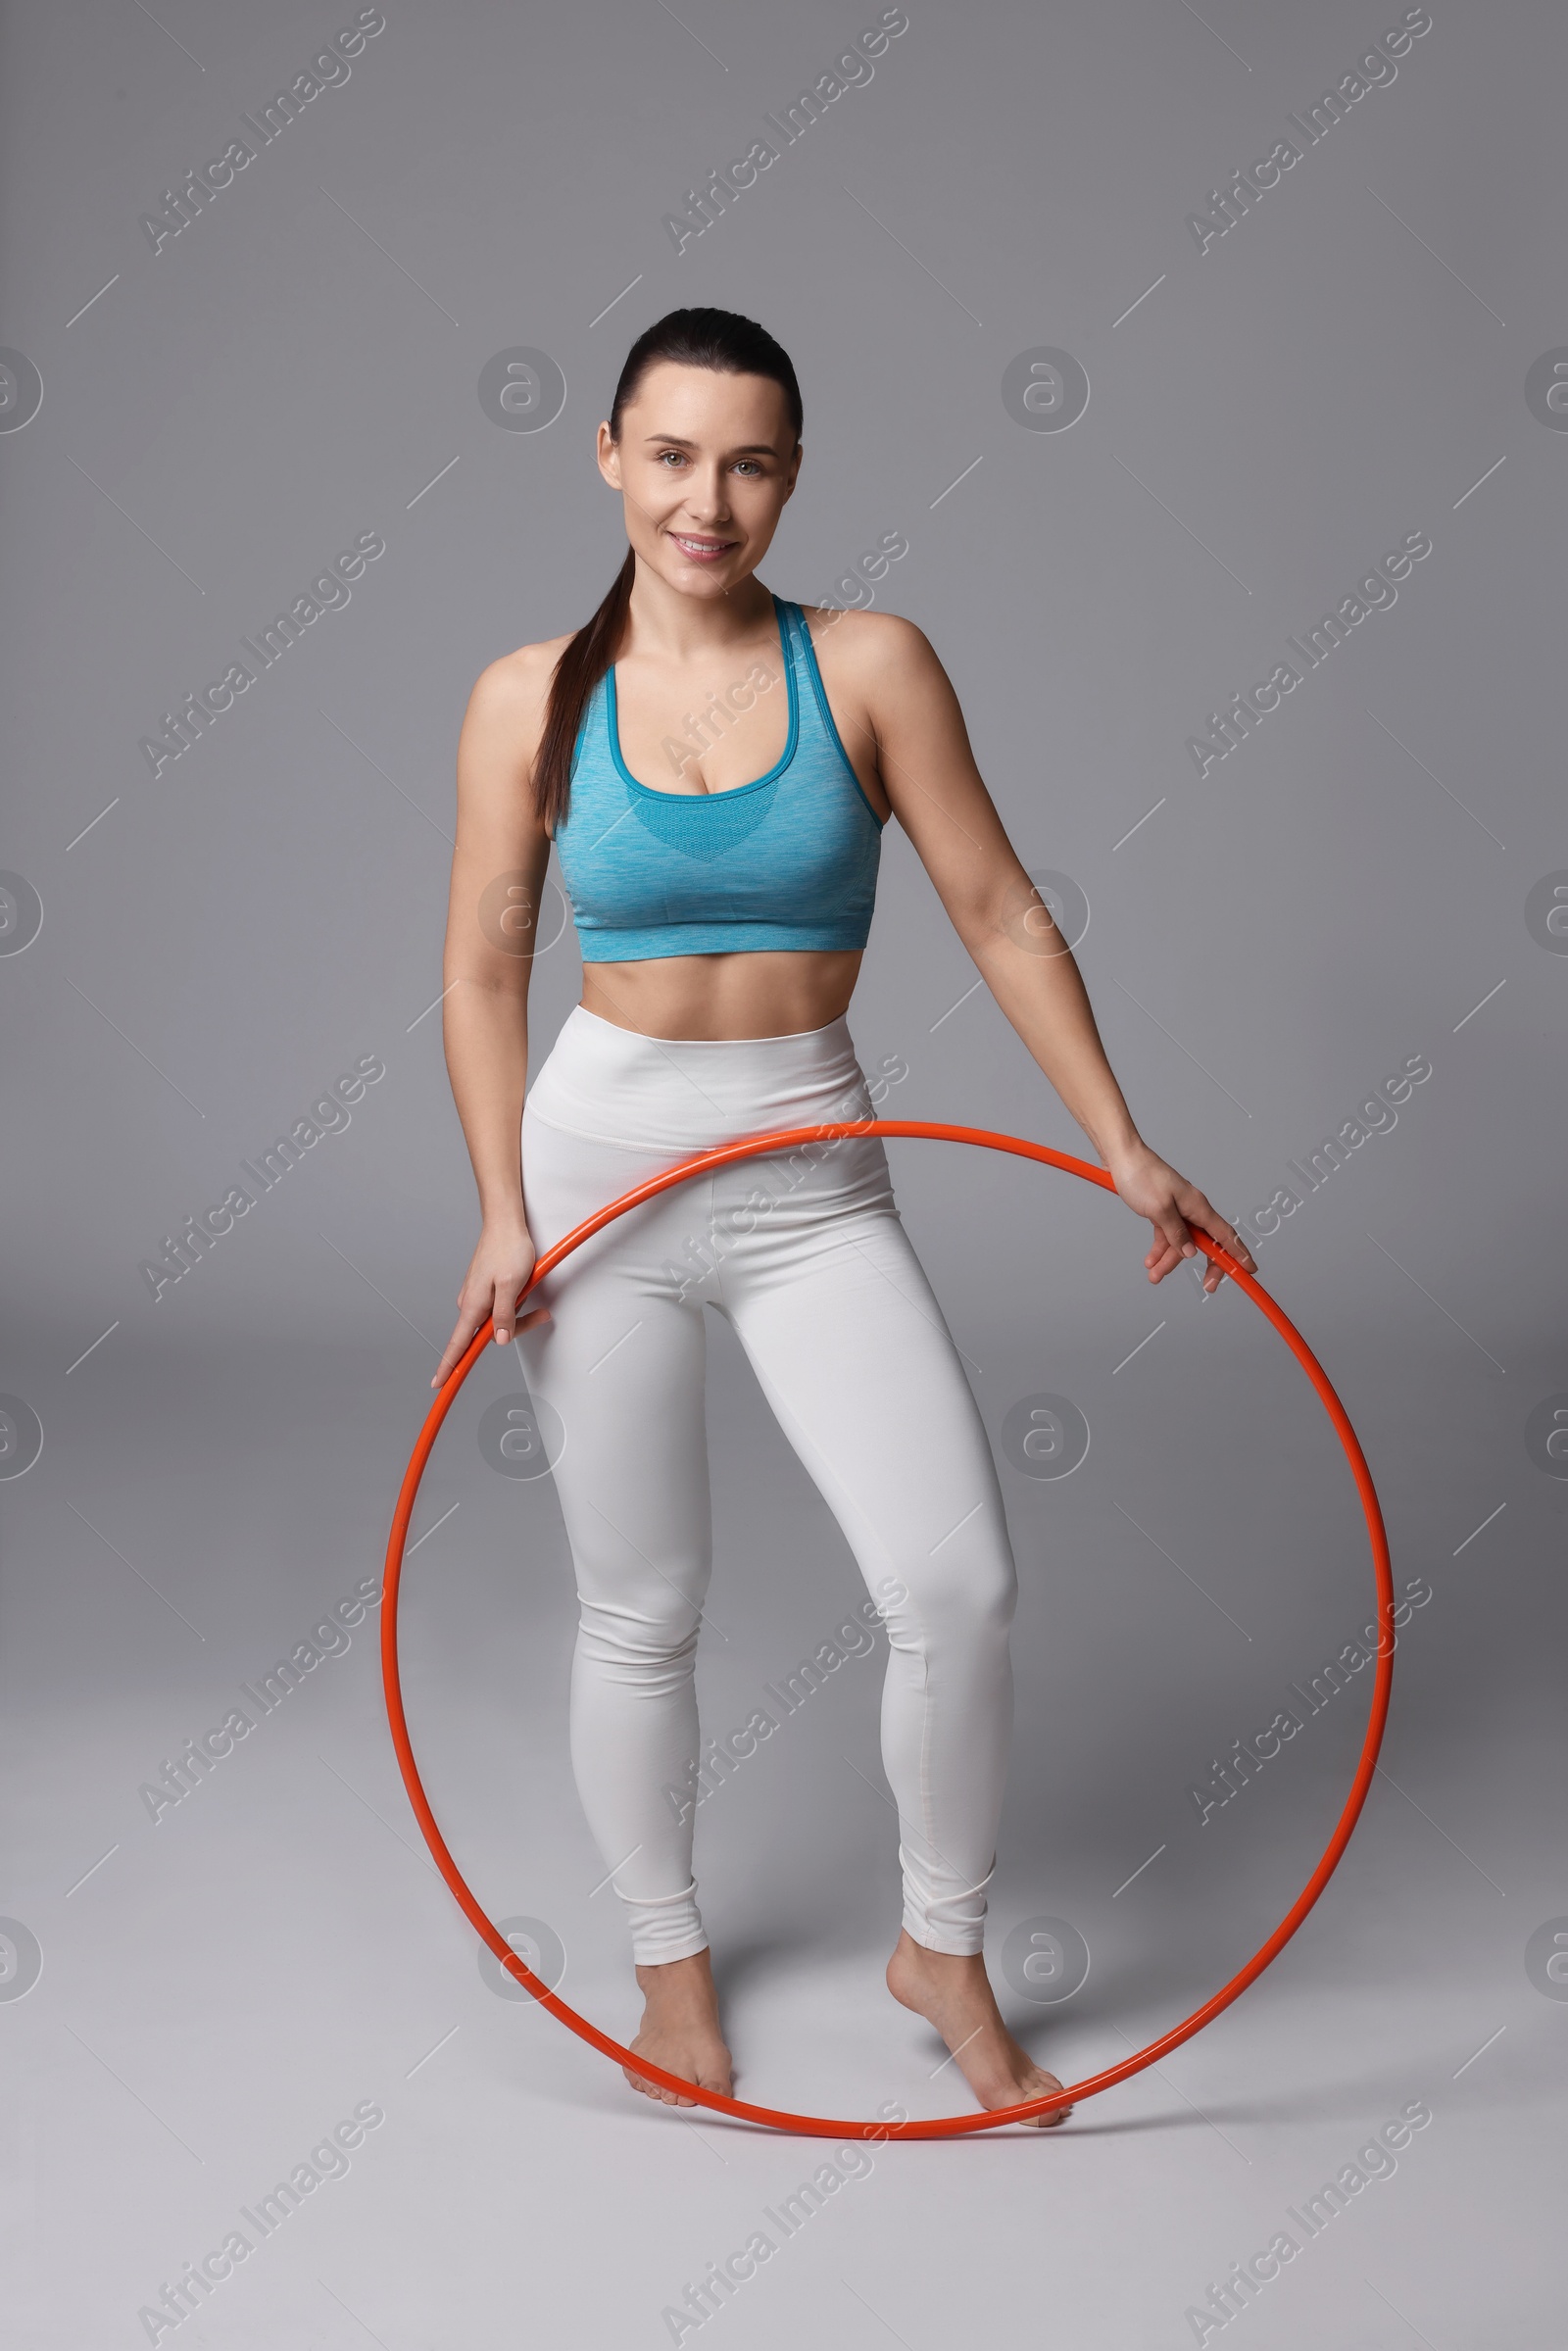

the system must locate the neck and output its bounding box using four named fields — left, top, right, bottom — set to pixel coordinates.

left=619, top=562, right=775, bottom=665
